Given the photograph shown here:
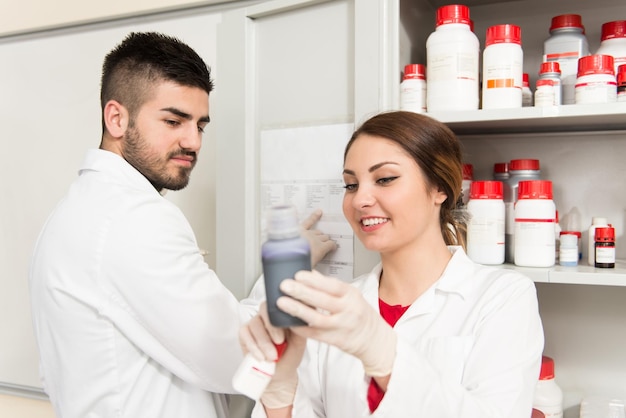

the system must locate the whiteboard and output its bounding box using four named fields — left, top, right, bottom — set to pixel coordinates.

left=0, top=5, right=231, bottom=393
